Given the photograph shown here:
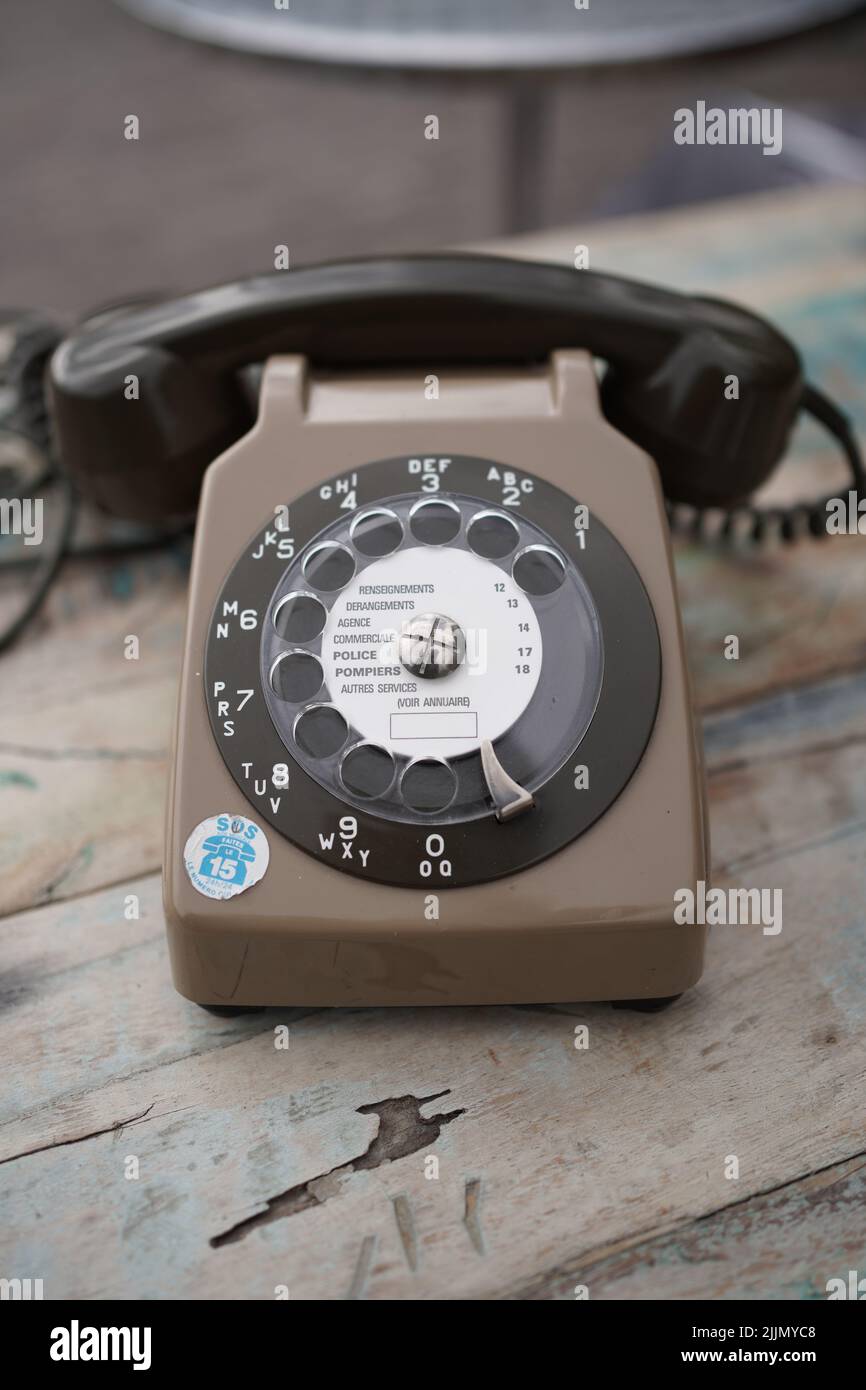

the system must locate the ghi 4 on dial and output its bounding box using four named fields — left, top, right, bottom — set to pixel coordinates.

left=164, top=352, right=708, bottom=1009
